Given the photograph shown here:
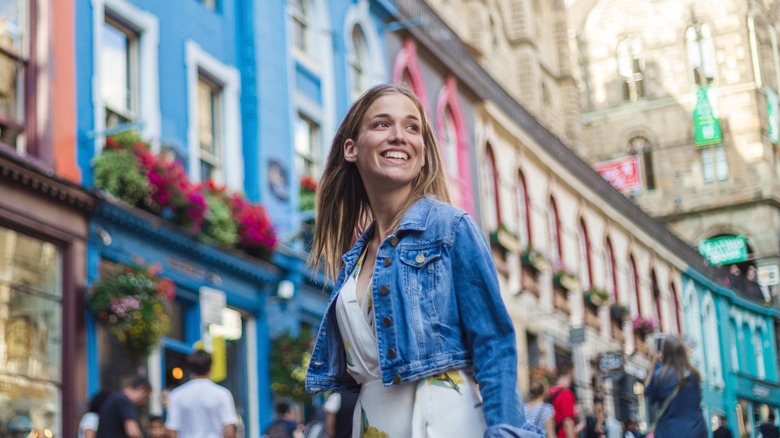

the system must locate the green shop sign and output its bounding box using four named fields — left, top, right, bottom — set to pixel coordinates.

left=698, top=235, right=748, bottom=265
left=693, top=86, right=722, bottom=146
